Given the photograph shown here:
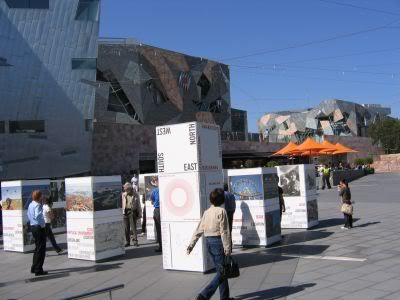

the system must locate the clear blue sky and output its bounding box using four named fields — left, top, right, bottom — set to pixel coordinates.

left=99, top=0, right=400, bottom=132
